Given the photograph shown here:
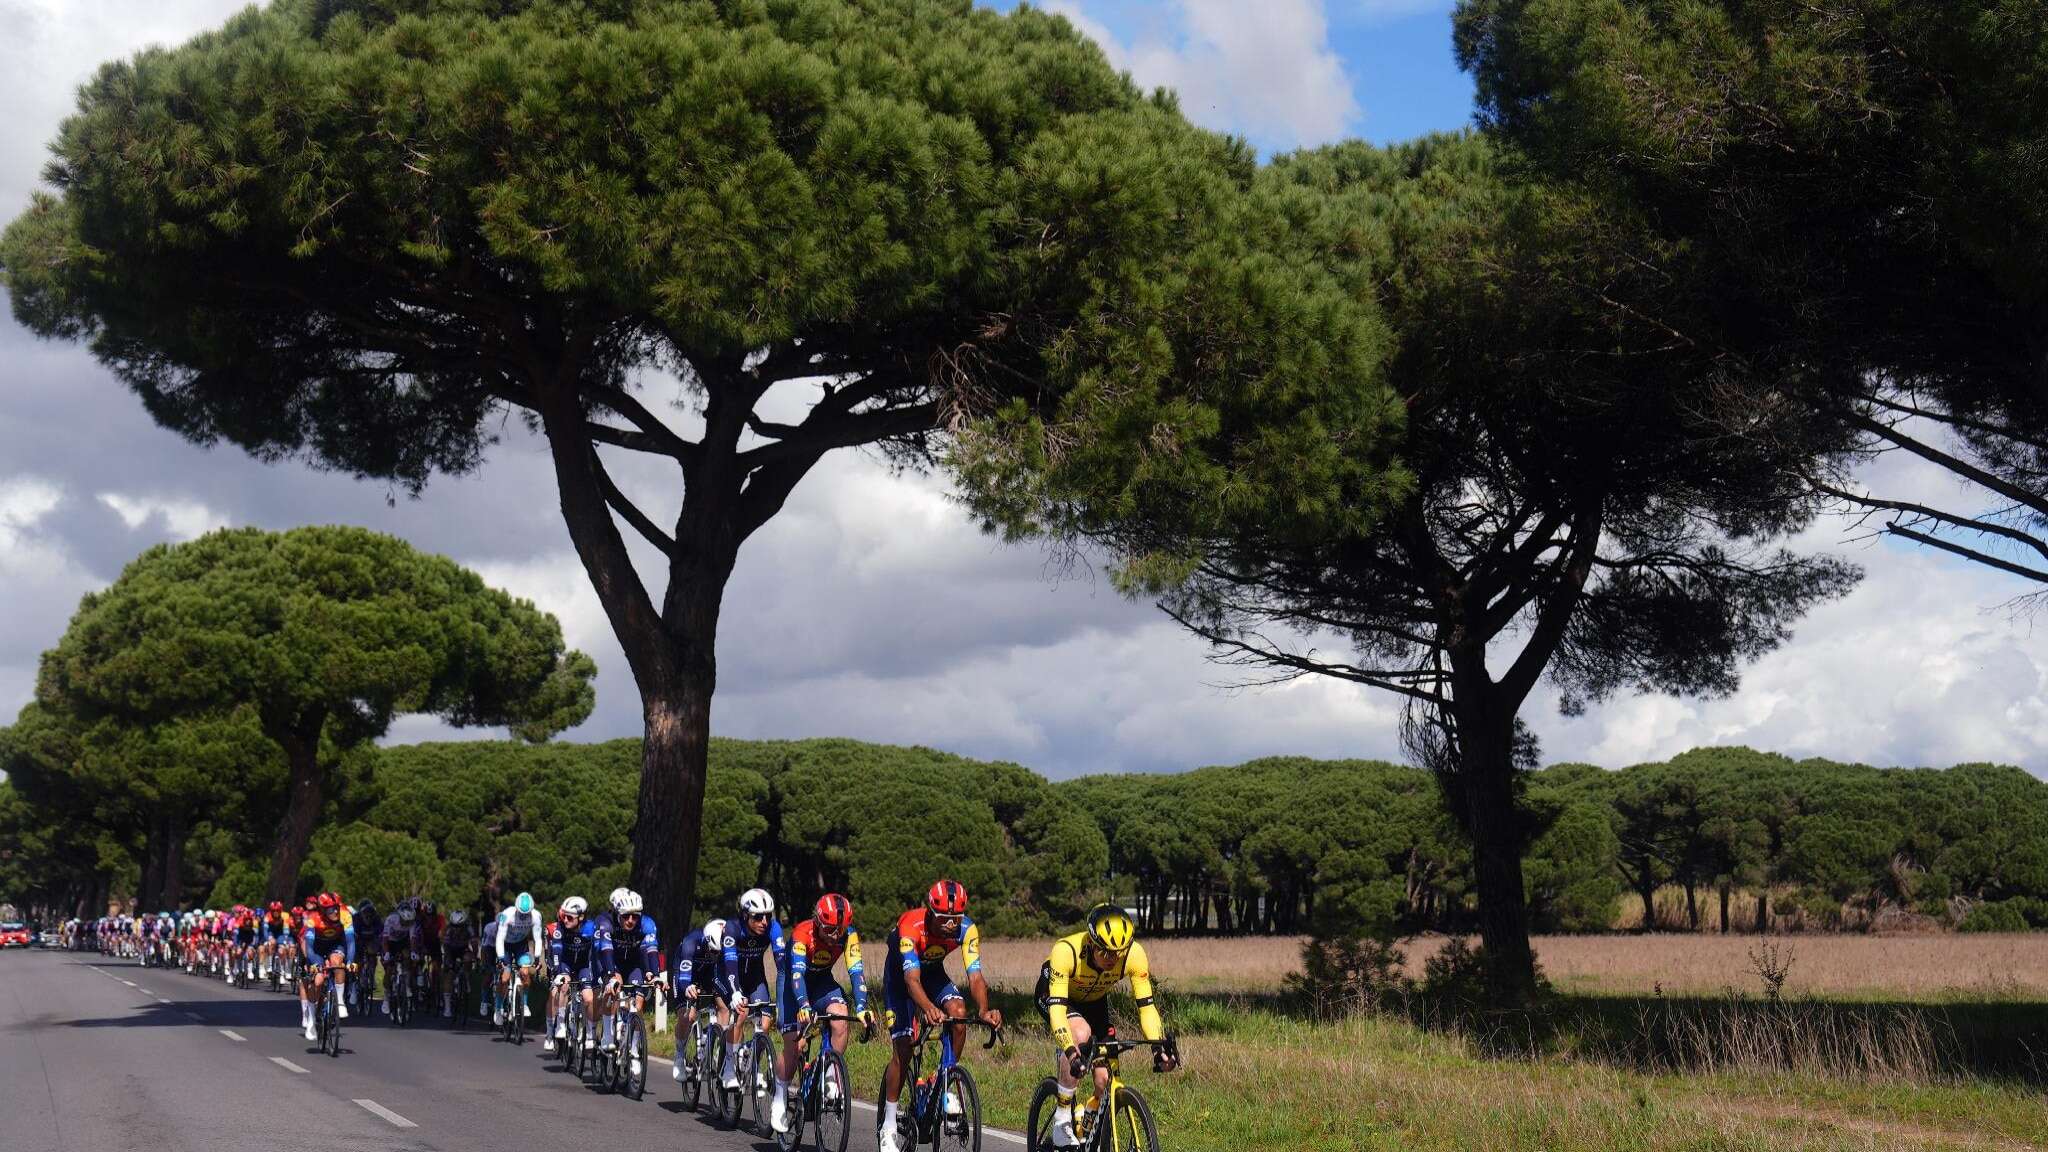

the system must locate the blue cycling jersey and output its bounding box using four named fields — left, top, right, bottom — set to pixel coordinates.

left=548, top=918, right=605, bottom=972
left=673, top=929, right=722, bottom=987
left=598, top=912, right=659, bottom=977
left=722, top=918, right=783, bottom=1001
